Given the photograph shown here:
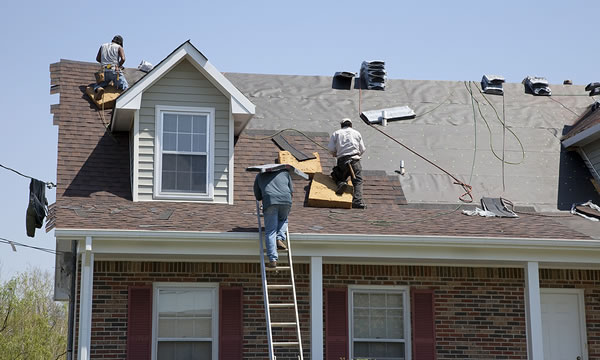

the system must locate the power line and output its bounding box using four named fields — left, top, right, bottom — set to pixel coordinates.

left=0, top=163, right=56, bottom=189
left=0, top=237, right=64, bottom=255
